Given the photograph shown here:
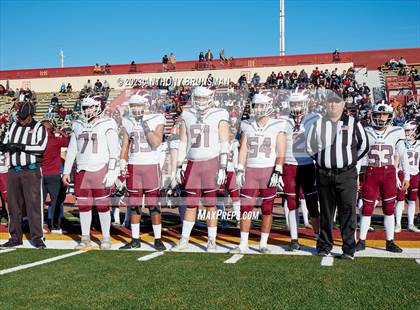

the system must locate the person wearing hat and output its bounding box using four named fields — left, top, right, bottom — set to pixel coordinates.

left=306, top=90, right=369, bottom=259
left=0, top=101, right=48, bottom=249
